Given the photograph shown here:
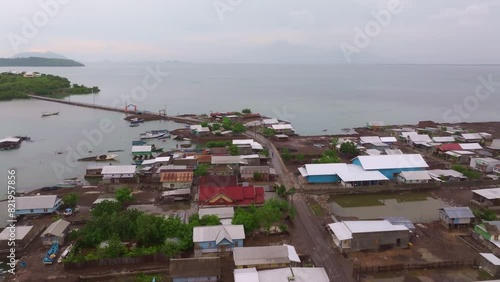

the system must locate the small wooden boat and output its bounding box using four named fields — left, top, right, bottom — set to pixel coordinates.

left=43, top=242, right=59, bottom=264
left=42, top=112, right=60, bottom=117
left=132, top=140, right=146, bottom=146
left=57, top=244, right=73, bottom=263
left=55, top=179, right=83, bottom=188
left=107, top=149, right=124, bottom=153
left=140, top=132, right=166, bottom=139
left=77, top=154, right=118, bottom=162
left=129, top=123, right=140, bottom=127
